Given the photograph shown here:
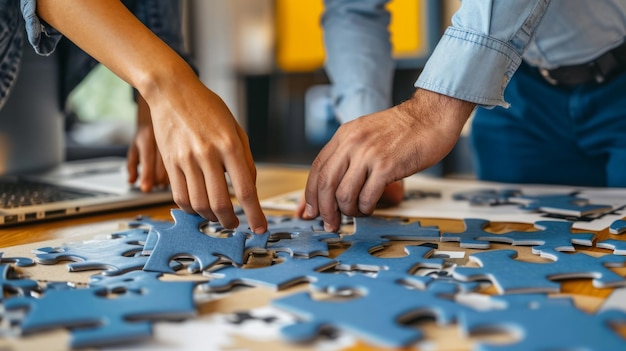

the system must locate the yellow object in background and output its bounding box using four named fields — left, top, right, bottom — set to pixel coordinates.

left=276, top=0, right=428, bottom=72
